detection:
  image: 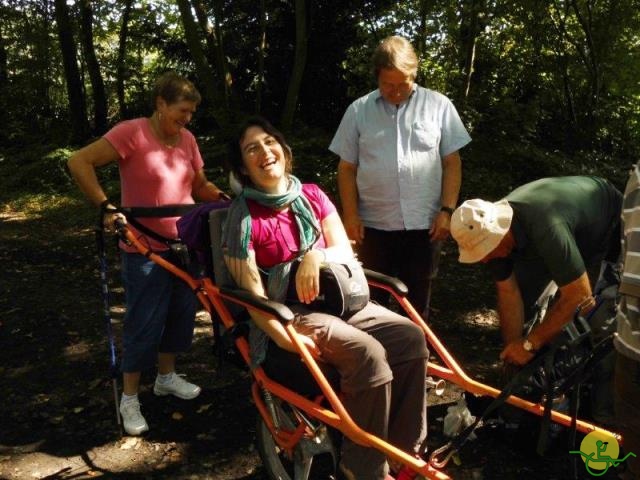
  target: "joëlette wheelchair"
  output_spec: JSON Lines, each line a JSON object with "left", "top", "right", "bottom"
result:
{"left": 113, "top": 205, "right": 620, "bottom": 480}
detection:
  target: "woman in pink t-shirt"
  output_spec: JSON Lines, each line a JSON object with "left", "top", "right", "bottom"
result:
{"left": 222, "top": 116, "right": 428, "bottom": 480}
{"left": 68, "top": 72, "right": 227, "bottom": 436}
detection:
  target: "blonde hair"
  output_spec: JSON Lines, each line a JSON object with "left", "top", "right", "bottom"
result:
{"left": 372, "top": 36, "right": 418, "bottom": 80}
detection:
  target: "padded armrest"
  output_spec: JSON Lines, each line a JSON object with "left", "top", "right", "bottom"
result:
{"left": 363, "top": 268, "right": 408, "bottom": 296}
{"left": 219, "top": 286, "right": 295, "bottom": 323}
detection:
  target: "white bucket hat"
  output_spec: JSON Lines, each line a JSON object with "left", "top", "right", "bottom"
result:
{"left": 450, "top": 198, "right": 514, "bottom": 263}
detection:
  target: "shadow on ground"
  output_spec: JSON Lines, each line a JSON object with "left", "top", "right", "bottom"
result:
{"left": 0, "top": 207, "right": 627, "bottom": 479}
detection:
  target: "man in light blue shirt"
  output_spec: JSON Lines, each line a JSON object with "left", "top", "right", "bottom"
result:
{"left": 330, "top": 35, "right": 471, "bottom": 314}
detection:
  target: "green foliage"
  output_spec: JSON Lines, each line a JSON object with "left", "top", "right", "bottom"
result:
{"left": 288, "top": 127, "right": 337, "bottom": 198}
{"left": 0, "top": 146, "right": 75, "bottom": 200}
{"left": 0, "top": 0, "right": 639, "bottom": 190}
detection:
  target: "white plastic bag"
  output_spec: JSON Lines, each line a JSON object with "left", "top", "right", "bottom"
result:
{"left": 443, "top": 396, "right": 476, "bottom": 439}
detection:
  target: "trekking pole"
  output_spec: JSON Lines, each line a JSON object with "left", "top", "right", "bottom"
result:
{"left": 95, "top": 209, "right": 123, "bottom": 436}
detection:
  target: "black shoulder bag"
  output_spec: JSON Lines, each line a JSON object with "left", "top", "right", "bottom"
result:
{"left": 317, "top": 260, "right": 370, "bottom": 318}
{"left": 287, "top": 258, "right": 370, "bottom": 319}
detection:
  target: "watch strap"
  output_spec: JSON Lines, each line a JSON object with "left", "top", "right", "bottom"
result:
{"left": 440, "top": 206, "right": 454, "bottom": 215}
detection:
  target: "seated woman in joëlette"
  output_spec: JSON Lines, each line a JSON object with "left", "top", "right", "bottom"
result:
{"left": 222, "top": 116, "right": 428, "bottom": 480}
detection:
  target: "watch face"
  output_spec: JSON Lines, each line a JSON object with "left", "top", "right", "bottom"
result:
{"left": 523, "top": 340, "right": 534, "bottom": 352}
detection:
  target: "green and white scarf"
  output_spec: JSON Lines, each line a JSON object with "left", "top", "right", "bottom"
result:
{"left": 221, "top": 175, "right": 320, "bottom": 365}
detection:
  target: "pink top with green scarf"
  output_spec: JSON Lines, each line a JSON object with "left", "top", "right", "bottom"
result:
{"left": 247, "top": 184, "right": 335, "bottom": 268}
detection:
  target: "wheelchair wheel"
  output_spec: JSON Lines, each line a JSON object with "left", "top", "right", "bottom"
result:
{"left": 256, "top": 398, "right": 337, "bottom": 480}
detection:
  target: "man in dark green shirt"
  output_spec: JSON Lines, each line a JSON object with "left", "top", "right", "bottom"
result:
{"left": 451, "top": 176, "right": 621, "bottom": 366}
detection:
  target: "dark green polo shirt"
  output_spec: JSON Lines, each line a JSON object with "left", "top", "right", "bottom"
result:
{"left": 488, "top": 176, "right": 621, "bottom": 287}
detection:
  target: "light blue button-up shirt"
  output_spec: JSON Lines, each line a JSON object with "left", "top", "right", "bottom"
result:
{"left": 329, "top": 86, "right": 471, "bottom": 230}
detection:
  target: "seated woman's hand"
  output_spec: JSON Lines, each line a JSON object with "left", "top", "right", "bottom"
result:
{"left": 295, "top": 333, "right": 322, "bottom": 359}
{"left": 295, "top": 250, "right": 324, "bottom": 304}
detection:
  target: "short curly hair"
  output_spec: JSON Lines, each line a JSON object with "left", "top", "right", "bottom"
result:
{"left": 151, "top": 71, "right": 201, "bottom": 109}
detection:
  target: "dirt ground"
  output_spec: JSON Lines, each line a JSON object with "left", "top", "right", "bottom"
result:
{"left": 0, "top": 205, "right": 627, "bottom": 480}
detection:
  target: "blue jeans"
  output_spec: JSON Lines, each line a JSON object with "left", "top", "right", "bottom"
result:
{"left": 120, "top": 251, "right": 197, "bottom": 372}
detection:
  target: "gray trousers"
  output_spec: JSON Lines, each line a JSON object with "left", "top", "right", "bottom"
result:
{"left": 291, "top": 302, "right": 429, "bottom": 480}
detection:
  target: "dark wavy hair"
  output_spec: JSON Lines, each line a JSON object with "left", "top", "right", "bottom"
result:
{"left": 226, "top": 116, "right": 293, "bottom": 188}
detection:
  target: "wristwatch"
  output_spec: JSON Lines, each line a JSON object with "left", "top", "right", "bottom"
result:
{"left": 522, "top": 338, "right": 536, "bottom": 353}
{"left": 440, "top": 206, "right": 454, "bottom": 215}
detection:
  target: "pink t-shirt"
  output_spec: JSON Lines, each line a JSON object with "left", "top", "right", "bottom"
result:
{"left": 104, "top": 118, "right": 204, "bottom": 252}
{"left": 247, "top": 184, "right": 337, "bottom": 268}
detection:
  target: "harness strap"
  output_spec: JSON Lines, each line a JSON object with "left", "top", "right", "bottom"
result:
{"left": 120, "top": 204, "right": 200, "bottom": 218}
{"left": 536, "top": 352, "right": 558, "bottom": 455}
{"left": 124, "top": 215, "right": 180, "bottom": 245}
{"left": 109, "top": 204, "right": 201, "bottom": 246}
{"left": 431, "top": 303, "right": 614, "bottom": 469}
{"left": 430, "top": 344, "right": 561, "bottom": 468}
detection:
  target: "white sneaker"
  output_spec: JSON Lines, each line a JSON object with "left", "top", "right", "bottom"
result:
{"left": 120, "top": 398, "right": 149, "bottom": 436}
{"left": 153, "top": 372, "right": 201, "bottom": 400}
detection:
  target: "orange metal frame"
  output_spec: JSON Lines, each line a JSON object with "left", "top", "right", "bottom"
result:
{"left": 119, "top": 227, "right": 620, "bottom": 480}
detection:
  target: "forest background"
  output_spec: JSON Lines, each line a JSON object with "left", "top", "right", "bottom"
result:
{"left": 1, "top": 1, "right": 640, "bottom": 478}
{"left": 2, "top": 0, "right": 640, "bottom": 206}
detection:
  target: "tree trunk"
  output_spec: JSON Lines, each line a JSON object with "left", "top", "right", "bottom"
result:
{"left": 415, "top": 0, "right": 429, "bottom": 60}
{"left": 41, "top": 0, "right": 53, "bottom": 118}
{"left": 116, "top": 0, "right": 133, "bottom": 120}
{"left": 459, "top": 0, "right": 481, "bottom": 100}
{"left": 212, "top": 1, "right": 232, "bottom": 103}
{"left": 78, "top": 0, "right": 107, "bottom": 134}
{"left": 569, "top": 0, "right": 601, "bottom": 110}
{"left": 280, "top": 0, "right": 307, "bottom": 132}
{"left": 256, "top": 0, "right": 266, "bottom": 113}
{"left": 191, "top": 0, "right": 231, "bottom": 109}
{"left": 175, "top": 0, "right": 221, "bottom": 123}
{"left": 0, "top": 25, "right": 7, "bottom": 87}
{"left": 53, "top": 0, "right": 89, "bottom": 143}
